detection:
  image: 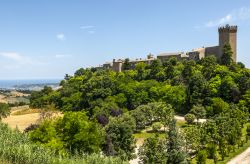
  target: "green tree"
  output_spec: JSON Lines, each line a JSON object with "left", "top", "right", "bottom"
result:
{"left": 182, "top": 60, "right": 196, "bottom": 82}
{"left": 188, "top": 72, "right": 208, "bottom": 106}
{"left": 183, "top": 126, "right": 201, "bottom": 154}
{"left": 151, "top": 102, "right": 174, "bottom": 128}
{"left": 221, "top": 43, "right": 233, "bottom": 66}
{"left": 210, "top": 97, "right": 229, "bottom": 116}
{"left": 239, "top": 90, "right": 250, "bottom": 112}
{"left": 196, "top": 150, "right": 207, "bottom": 164}
{"left": 149, "top": 59, "right": 161, "bottom": 79}
{"left": 29, "top": 119, "right": 65, "bottom": 155}
{"left": 0, "top": 103, "right": 10, "bottom": 121}
{"left": 219, "top": 75, "right": 240, "bottom": 103}
{"left": 104, "top": 114, "right": 136, "bottom": 160}
{"left": 152, "top": 122, "right": 162, "bottom": 132}
{"left": 130, "top": 105, "right": 152, "bottom": 131}
{"left": 184, "top": 113, "right": 195, "bottom": 124}
{"left": 123, "top": 58, "right": 130, "bottom": 70}
{"left": 56, "top": 111, "right": 104, "bottom": 154}
{"left": 162, "top": 85, "right": 187, "bottom": 113}
{"left": 74, "top": 68, "right": 86, "bottom": 76}
{"left": 246, "top": 125, "right": 250, "bottom": 141}
{"left": 135, "top": 62, "right": 148, "bottom": 81}
{"left": 190, "top": 105, "right": 206, "bottom": 123}
{"left": 166, "top": 119, "right": 188, "bottom": 164}
{"left": 201, "top": 55, "right": 217, "bottom": 80}
{"left": 139, "top": 135, "right": 167, "bottom": 163}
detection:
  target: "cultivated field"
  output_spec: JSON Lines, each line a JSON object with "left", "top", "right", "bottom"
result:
{"left": 2, "top": 106, "right": 40, "bottom": 131}
{"left": 2, "top": 106, "right": 62, "bottom": 132}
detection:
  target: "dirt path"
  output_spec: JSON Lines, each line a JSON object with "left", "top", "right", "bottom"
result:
{"left": 228, "top": 147, "right": 250, "bottom": 164}
{"left": 130, "top": 138, "right": 144, "bottom": 164}
{"left": 174, "top": 115, "right": 206, "bottom": 123}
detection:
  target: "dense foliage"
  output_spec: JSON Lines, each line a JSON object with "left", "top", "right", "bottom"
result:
{"left": 29, "top": 111, "right": 104, "bottom": 155}
{"left": 0, "top": 122, "right": 126, "bottom": 164}
{"left": 28, "top": 44, "right": 250, "bottom": 162}
{"left": 0, "top": 103, "right": 10, "bottom": 120}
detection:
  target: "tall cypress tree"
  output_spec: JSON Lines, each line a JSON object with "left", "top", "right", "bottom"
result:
{"left": 221, "top": 43, "right": 233, "bottom": 66}
{"left": 123, "top": 58, "right": 130, "bottom": 70}
{"left": 166, "top": 119, "right": 188, "bottom": 164}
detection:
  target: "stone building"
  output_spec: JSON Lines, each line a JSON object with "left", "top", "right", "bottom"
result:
{"left": 96, "top": 24, "right": 237, "bottom": 72}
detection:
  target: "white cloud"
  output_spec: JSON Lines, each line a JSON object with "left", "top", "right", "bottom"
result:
{"left": 0, "top": 52, "right": 23, "bottom": 61}
{"left": 205, "top": 14, "right": 232, "bottom": 27}
{"left": 236, "top": 7, "right": 250, "bottom": 20}
{"left": 80, "top": 25, "right": 94, "bottom": 29}
{"left": 88, "top": 30, "right": 95, "bottom": 34}
{"left": 55, "top": 54, "right": 72, "bottom": 58}
{"left": 203, "top": 7, "right": 250, "bottom": 28}
{"left": 80, "top": 25, "right": 96, "bottom": 34}
{"left": 0, "top": 52, "right": 33, "bottom": 64}
{"left": 56, "top": 33, "right": 65, "bottom": 41}
{"left": 0, "top": 52, "right": 43, "bottom": 66}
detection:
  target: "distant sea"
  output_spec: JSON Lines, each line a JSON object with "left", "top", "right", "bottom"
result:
{"left": 0, "top": 79, "right": 61, "bottom": 90}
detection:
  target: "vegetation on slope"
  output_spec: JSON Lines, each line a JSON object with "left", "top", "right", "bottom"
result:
{"left": 0, "top": 122, "right": 126, "bottom": 164}
{"left": 2, "top": 44, "right": 250, "bottom": 163}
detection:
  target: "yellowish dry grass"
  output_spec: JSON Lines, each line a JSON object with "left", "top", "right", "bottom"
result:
{"left": 2, "top": 112, "right": 40, "bottom": 131}
{"left": 2, "top": 106, "right": 63, "bottom": 132}
{"left": 0, "top": 94, "right": 7, "bottom": 103}
{"left": 12, "top": 108, "right": 41, "bottom": 116}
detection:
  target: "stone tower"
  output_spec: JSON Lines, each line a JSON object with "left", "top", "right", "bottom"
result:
{"left": 112, "top": 59, "right": 123, "bottom": 72}
{"left": 218, "top": 24, "right": 237, "bottom": 62}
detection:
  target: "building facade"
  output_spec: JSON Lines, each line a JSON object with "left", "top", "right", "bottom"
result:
{"left": 96, "top": 25, "right": 237, "bottom": 72}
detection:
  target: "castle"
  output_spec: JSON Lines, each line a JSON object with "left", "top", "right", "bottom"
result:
{"left": 96, "top": 24, "right": 237, "bottom": 72}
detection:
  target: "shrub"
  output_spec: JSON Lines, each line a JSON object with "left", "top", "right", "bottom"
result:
{"left": 0, "top": 103, "right": 10, "bottom": 120}
{"left": 184, "top": 113, "right": 195, "bottom": 124}
{"left": 24, "top": 124, "right": 39, "bottom": 133}
{"left": 152, "top": 122, "right": 162, "bottom": 132}
{"left": 196, "top": 150, "right": 207, "bottom": 164}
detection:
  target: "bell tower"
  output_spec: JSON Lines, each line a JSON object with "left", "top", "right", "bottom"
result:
{"left": 218, "top": 24, "right": 237, "bottom": 62}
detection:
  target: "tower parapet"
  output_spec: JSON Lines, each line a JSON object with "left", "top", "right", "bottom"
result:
{"left": 218, "top": 24, "right": 237, "bottom": 62}
{"left": 218, "top": 24, "right": 237, "bottom": 33}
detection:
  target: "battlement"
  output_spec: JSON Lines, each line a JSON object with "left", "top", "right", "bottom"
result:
{"left": 95, "top": 24, "right": 238, "bottom": 72}
{"left": 218, "top": 24, "right": 237, "bottom": 33}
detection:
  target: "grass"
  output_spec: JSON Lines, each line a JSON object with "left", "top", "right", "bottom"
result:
{"left": 176, "top": 120, "right": 187, "bottom": 128}
{"left": 134, "top": 120, "right": 188, "bottom": 140}
{"left": 133, "top": 131, "right": 165, "bottom": 139}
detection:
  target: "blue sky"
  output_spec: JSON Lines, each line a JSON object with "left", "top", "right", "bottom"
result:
{"left": 0, "top": 0, "right": 250, "bottom": 79}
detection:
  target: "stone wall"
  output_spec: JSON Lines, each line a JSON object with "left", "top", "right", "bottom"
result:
{"left": 205, "top": 46, "right": 220, "bottom": 58}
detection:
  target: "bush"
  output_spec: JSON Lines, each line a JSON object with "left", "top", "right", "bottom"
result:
{"left": 0, "top": 103, "right": 10, "bottom": 120}
{"left": 24, "top": 124, "right": 39, "bottom": 133}
{"left": 152, "top": 122, "right": 162, "bottom": 132}
{"left": 139, "top": 136, "right": 167, "bottom": 163}
{"left": 184, "top": 113, "right": 195, "bottom": 124}
{"left": 196, "top": 150, "right": 207, "bottom": 164}
{"left": 247, "top": 125, "right": 250, "bottom": 138}
{"left": 206, "top": 143, "right": 217, "bottom": 159}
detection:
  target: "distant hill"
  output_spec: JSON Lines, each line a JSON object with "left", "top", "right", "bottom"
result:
{"left": 13, "top": 83, "right": 60, "bottom": 91}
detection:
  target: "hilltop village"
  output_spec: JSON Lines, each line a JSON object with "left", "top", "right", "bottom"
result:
{"left": 96, "top": 24, "right": 237, "bottom": 72}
